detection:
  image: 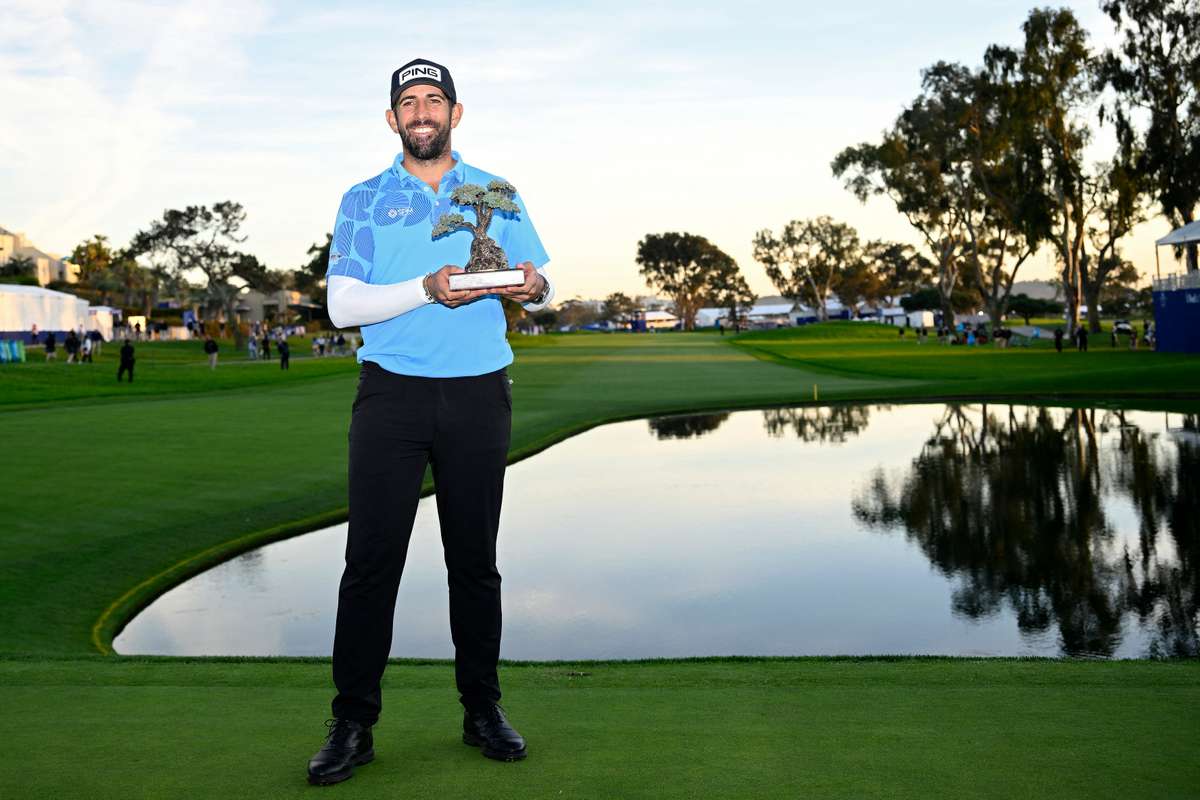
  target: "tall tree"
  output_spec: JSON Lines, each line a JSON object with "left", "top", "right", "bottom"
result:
{"left": 861, "top": 240, "right": 932, "bottom": 305}
{"left": 832, "top": 76, "right": 969, "bottom": 326}
{"left": 1098, "top": 0, "right": 1200, "bottom": 271}
{"left": 1018, "top": 8, "right": 1095, "bottom": 334}
{"left": 952, "top": 51, "right": 1048, "bottom": 329}
{"left": 129, "top": 202, "right": 266, "bottom": 349}
{"left": 70, "top": 234, "right": 122, "bottom": 305}
{"left": 708, "top": 268, "right": 756, "bottom": 330}
{"left": 635, "top": 232, "right": 741, "bottom": 331}
{"left": 1084, "top": 156, "right": 1146, "bottom": 331}
{"left": 753, "top": 216, "right": 861, "bottom": 320}
{"left": 295, "top": 233, "right": 331, "bottom": 307}
{"left": 601, "top": 291, "right": 638, "bottom": 323}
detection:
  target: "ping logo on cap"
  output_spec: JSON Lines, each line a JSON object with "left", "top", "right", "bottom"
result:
{"left": 400, "top": 64, "right": 442, "bottom": 84}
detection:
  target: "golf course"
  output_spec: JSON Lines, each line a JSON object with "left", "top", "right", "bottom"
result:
{"left": 3, "top": 324, "right": 1198, "bottom": 798}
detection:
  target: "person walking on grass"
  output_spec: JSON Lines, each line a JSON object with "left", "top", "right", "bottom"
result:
{"left": 278, "top": 338, "right": 290, "bottom": 370}
{"left": 117, "top": 339, "right": 135, "bottom": 382}
{"left": 306, "top": 57, "right": 555, "bottom": 787}
{"left": 64, "top": 330, "right": 80, "bottom": 363}
{"left": 248, "top": 335, "right": 258, "bottom": 360}
{"left": 1075, "top": 325, "right": 1088, "bottom": 352}
{"left": 204, "top": 335, "right": 219, "bottom": 369}
{"left": 1054, "top": 327, "right": 1064, "bottom": 353}
{"left": 43, "top": 331, "right": 57, "bottom": 361}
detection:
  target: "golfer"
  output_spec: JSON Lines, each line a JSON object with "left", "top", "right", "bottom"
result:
{"left": 307, "top": 58, "right": 554, "bottom": 786}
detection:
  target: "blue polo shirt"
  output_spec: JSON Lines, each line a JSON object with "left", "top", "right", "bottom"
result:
{"left": 325, "top": 150, "right": 549, "bottom": 377}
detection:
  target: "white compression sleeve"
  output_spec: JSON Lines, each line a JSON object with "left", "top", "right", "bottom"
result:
{"left": 327, "top": 274, "right": 428, "bottom": 329}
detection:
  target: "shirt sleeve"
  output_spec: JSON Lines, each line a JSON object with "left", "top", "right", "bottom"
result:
{"left": 498, "top": 191, "right": 549, "bottom": 269}
{"left": 325, "top": 188, "right": 378, "bottom": 283}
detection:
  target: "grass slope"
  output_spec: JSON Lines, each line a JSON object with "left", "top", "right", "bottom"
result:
{"left": 3, "top": 657, "right": 1197, "bottom": 799}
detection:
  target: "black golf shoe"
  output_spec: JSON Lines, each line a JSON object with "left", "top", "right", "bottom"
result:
{"left": 307, "top": 718, "right": 374, "bottom": 786}
{"left": 462, "top": 704, "right": 527, "bottom": 761}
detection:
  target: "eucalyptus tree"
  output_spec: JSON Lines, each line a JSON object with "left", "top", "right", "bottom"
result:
{"left": 1098, "top": 0, "right": 1200, "bottom": 272}
{"left": 635, "top": 232, "right": 743, "bottom": 331}
{"left": 1084, "top": 156, "right": 1146, "bottom": 331}
{"left": 832, "top": 71, "right": 969, "bottom": 326}
{"left": 860, "top": 240, "right": 932, "bottom": 306}
{"left": 752, "top": 216, "right": 861, "bottom": 320}
{"left": 953, "top": 50, "right": 1049, "bottom": 330}
{"left": 129, "top": 201, "right": 270, "bottom": 349}
{"left": 1016, "top": 8, "right": 1095, "bottom": 333}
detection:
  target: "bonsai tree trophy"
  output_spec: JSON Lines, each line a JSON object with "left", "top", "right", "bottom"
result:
{"left": 432, "top": 180, "right": 526, "bottom": 291}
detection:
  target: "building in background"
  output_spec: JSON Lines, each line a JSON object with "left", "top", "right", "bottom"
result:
{"left": 0, "top": 226, "right": 79, "bottom": 286}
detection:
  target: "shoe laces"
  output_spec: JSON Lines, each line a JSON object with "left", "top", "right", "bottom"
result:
{"left": 323, "top": 718, "right": 358, "bottom": 742}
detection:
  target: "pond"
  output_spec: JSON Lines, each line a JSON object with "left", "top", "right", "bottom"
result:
{"left": 114, "top": 403, "right": 1199, "bottom": 660}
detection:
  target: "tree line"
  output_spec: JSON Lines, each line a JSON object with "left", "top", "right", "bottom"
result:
{"left": 48, "top": 203, "right": 331, "bottom": 349}
{"left": 638, "top": 2, "right": 1198, "bottom": 334}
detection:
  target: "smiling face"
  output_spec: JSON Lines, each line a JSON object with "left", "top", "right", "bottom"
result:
{"left": 386, "top": 84, "right": 462, "bottom": 162}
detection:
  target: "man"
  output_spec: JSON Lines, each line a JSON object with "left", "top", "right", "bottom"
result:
{"left": 306, "top": 58, "right": 554, "bottom": 787}
{"left": 117, "top": 339, "right": 135, "bottom": 382}
{"left": 204, "top": 335, "right": 219, "bottom": 369}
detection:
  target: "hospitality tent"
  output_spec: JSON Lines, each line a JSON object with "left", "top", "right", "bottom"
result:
{"left": 0, "top": 284, "right": 91, "bottom": 339}
{"left": 1154, "top": 220, "right": 1200, "bottom": 277}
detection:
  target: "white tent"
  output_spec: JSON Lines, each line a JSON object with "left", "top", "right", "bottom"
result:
{"left": 87, "top": 306, "right": 121, "bottom": 341}
{"left": 1154, "top": 221, "right": 1200, "bottom": 277}
{"left": 0, "top": 284, "right": 90, "bottom": 336}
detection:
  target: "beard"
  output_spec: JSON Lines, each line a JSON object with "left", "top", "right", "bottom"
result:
{"left": 399, "top": 118, "right": 451, "bottom": 161}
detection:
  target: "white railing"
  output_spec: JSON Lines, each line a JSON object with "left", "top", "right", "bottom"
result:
{"left": 1153, "top": 272, "right": 1200, "bottom": 292}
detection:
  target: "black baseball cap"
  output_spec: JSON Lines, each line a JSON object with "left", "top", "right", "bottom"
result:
{"left": 390, "top": 58, "right": 457, "bottom": 107}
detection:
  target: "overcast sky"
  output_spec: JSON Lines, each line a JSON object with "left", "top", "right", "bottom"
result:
{"left": 0, "top": 0, "right": 1188, "bottom": 300}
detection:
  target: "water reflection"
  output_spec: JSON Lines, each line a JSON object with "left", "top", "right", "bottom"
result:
{"left": 762, "top": 405, "right": 877, "bottom": 443}
{"left": 647, "top": 412, "right": 731, "bottom": 440}
{"left": 115, "top": 404, "right": 1199, "bottom": 660}
{"left": 853, "top": 405, "right": 1199, "bottom": 658}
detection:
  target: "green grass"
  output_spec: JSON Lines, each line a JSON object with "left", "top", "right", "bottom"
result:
{"left": 733, "top": 322, "right": 1200, "bottom": 398}
{"left": 3, "top": 656, "right": 1197, "bottom": 799}
{"left": 2, "top": 326, "right": 1198, "bottom": 798}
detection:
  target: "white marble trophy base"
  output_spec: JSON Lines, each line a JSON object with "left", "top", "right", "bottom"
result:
{"left": 449, "top": 269, "right": 524, "bottom": 291}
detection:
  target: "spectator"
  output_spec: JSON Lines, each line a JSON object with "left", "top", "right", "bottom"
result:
{"left": 65, "top": 330, "right": 80, "bottom": 364}
{"left": 261, "top": 333, "right": 272, "bottom": 361}
{"left": 248, "top": 336, "right": 259, "bottom": 360}
{"left": 204, "top": 335, "right": 219, "bottom": 369}
{"left": 279, "top": 339, "right": 290, "bottom": 370}
{"left": 1075, "top": 326, "right": 1088, "bottom": 352}
{"left": 117, "top": 339, "right": 135, "bottom": 382}
{"left": 81, "top": 333, "right": 93, "bottom": 363}
{"left": 89, "top": 329, "right": 104, "bottom": 358}
{"left": 1054, "top": 327, "right": 1064, "bottom": 353}
{"left": 44, "top": 331, "right": 57, "bottom": 361}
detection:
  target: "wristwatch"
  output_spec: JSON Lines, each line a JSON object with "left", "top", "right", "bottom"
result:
{"left": 421, "top": 272, "right": 436, "bottom": 304}
{"left": 529, "top": 274, "right": 549, "bottom": 305}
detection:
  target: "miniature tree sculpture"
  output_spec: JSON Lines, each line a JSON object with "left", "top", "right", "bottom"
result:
{"left": 431, "top": 180, "right": 520, "bottom": 273}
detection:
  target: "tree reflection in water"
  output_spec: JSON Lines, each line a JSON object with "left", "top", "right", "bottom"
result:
{"left": 647, "top": 412, "right": 731, "bottom": 440}
{"left": 852, "top": 405, "right": 1198, "bottom": 658}
{"left": 761, "top": 405, "right": 877, "bottom": 443}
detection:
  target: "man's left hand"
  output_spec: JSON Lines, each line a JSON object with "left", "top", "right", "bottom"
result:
{"left": 496, "top": 261, "right": 546, "bottom": 304}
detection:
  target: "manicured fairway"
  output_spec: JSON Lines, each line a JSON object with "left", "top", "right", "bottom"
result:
{"left": 2, "top": 326, "right": 1198, "bottom": 798}
{"left": 4, "top": 657, "right": 1197, "bottom": 799}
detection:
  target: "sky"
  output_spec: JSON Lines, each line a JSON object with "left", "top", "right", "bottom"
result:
{"left": 0, "top": 0, "right": 1189, "bottom": 301}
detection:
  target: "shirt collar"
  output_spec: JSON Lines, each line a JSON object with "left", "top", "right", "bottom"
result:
{"left": 390, "top": 149, "right": 465, "bottom": 192}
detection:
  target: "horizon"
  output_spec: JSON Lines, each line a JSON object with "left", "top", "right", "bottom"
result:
{"left": 1, "top": 0, "right": 1192, "bottom": 303}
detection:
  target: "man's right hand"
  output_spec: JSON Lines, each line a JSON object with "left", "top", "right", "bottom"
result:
{"left": 425, "top": 265, "right": 491, "bottom": 308}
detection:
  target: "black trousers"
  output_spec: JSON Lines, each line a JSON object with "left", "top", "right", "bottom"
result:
{"left": 331, "top": 360, "right": 512, "bottom": 725}
{"left": 117, "top": 361, "right": 134, "bottom": 381}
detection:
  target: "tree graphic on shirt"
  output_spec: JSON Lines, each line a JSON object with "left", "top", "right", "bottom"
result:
{"left": 431, "top": 180, "right": 520, "bottom": 272}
